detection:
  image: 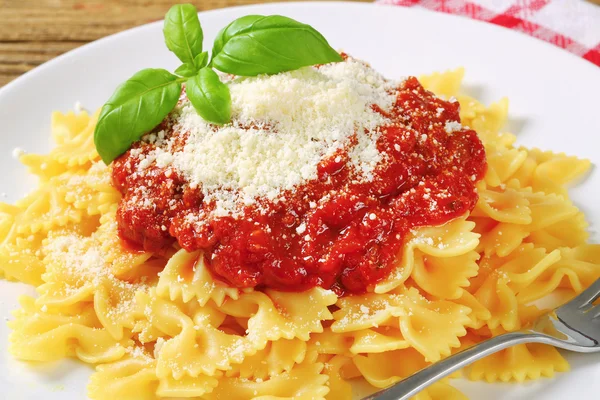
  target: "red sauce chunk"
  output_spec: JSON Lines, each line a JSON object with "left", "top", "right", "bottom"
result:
{"left": 112, "top": 76, "right": 486, "bottom": 295}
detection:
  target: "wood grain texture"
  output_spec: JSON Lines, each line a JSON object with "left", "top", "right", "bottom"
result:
{"left": 0, "top": 0, "right": 370, "bottom": 87}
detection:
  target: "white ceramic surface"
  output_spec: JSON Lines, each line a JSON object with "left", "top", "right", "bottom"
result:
{"left": 0, "top": 2, "right": 599, "bottom": 399}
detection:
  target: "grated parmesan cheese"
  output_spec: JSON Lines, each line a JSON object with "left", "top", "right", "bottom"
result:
{"left": 296, "top": 223, "right": 307, "bottom": 235}
{"left": 42, "top": 222, "right": 148, "bottom": 320}
{"left": 142, "top": 56, "right": 399, "bottom": 217}
{"left": 444, "top": 121, "right": 463, "bottom": 134}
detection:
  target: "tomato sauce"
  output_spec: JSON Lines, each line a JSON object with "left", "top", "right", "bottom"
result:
{"left": 112, "top": 76, "right": 486, "bottom": 295}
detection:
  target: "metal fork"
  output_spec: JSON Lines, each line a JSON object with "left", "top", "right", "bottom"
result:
{"left": 366, "top": 278, "right": 600, "bottom": 400}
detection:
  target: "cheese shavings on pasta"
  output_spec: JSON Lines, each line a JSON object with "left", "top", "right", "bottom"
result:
{"left": 1, "top": 68, "right": 599, "bottom": 400}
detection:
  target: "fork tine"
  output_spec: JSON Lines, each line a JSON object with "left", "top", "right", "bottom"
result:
{"left": 569, "top": 278, "right": 600, "bottom": 308}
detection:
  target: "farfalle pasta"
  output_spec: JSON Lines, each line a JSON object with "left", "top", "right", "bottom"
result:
{"left": 1, "top": 66, "right": 599, "bottom": 400}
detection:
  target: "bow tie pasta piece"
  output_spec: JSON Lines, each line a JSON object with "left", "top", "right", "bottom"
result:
{"left": 17, "top": 110, "right": 101, "bottom": 183}
{"left": 351, "top": 347, "right": 430, "bottom": 388}
{"left": 353, "top": 348, "right": 466, "bottom": 400}
{"left": 49, "top": 109, "right": 100, "bottom": 167}
{"left": 473, "top": 186, "right": 532, "bottom": 225}
{"left": 332, "top": 289, "right": 471, "bottom": 363}
{"left": 8, "top": 296, "right": 130, "bottom": 363}
{"left": 525, "top": 191, "right": 580, "bottom": 232}
{"left": 204, "top": 361, "right": 329, "bottom": 400}
{"left": 453, "top": 289, "right": 492, "bottom": 329}
{"left": 226, "top": 338, "right": 307, "bottom": 380}
{"left": 483, "top": 144, "right": 528, "bottom": 188}
{"left": 156, "top": 371, "right": 221, "bottom": 398}
{"left": 515, "top": 244, "right": 600, "bottom": 304}
{"left": 470, "top": 185, "right": 587, "bottom": 258}
{"left": 156, "top": 248, "right": 241, "bottom": 306}
{"left": 219, "top": 288, "right": 337, "bottom": 346}
{"left": 420, "top": 68, "right": 512, "bottom": 153}
{"left": 14, "top": 182, "right": 83, "bottom": 235}
{"left": 418, "top": 68, "right": 464, "bottom": 99}
{"left": 88, "top": 355, "right": 220, "bottom": 400}
{"left": 509, "top": 148, "right": 591, "bottom": 197}
{"left": 467, "top": 343, "right": 569, "bottom": 383}
{"left": 134, "top": 290, "right": 254, "bottom": 379}
{"left": 0, "top": 229, "right": 46, "bottom": 285}
{"left": 528, "top": 211, "right": 589, "bottom": 252}
{"left": 54, "top": 162, "right": 121, "bottom": 217}
{"left": 37, "top": 215, "right": 152, "bottom": 340}
{"left": 395, "top": 288, "right": 471, "bottom": 363}
{"left": 463, "top": 97, "right": 508, "bottom": 140}
{"left": 88, "top": 356, "right": 161, "bottom": 400}
{"left": 501, "top": 246, "right": 562, "bottom": 292}
{"left": 8, "top": 163, "right": 119, "bottom": 287}
{"left": 0, "top": 157, "right": 121, "bottom": 286}
{"left": 525, "top": 191, "right": 588, "bottom": 250}
{"left": 409, "top": 218, "right": 480, "bottom": 258}
{"left": 375, "top": 218, "right": 479, "bottom": 294}
{"left": 465, "top": 98, "right": 512, "bottom": 158}
{"left": 474, "top": 220, "right": 530, "bottom": 259}
{"left": 52, "top": 110, "right": 92, "bottom": 144}
{"left": 473, "top": 244, "right": 562, "bottom": 331}
{"left": 332, "top": 294, "right": 404, "bottom": 332}
{"left": 410, "top": 248, "right": 480, "bottom": 300}
{"left": 501, "top": 243, "right": 600, "bottom": 308}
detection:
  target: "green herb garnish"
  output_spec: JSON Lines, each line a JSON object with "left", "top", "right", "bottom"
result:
{"left": 163, "top": 4, "right": 204, "bottom": 68}
{"left": 94, "top": 4, "right": 342, "bottom": 164}
{"left": 186, "top": 67, "right": 232, "bottom": 125}
{"left": 94, "top": 69, "right": 182, "bottom": 164}
{"left": 210, "top": 15, "right": 343, "bottom": 76}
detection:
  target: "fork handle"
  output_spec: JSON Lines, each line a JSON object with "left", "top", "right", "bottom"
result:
{"left": 364, "top": 331, "right": 544, "bottom": 400}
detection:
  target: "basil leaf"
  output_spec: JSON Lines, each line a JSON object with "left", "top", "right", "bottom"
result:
{"left": 186, "top": 68, "right": 231, "bottom": 125}
{"left": 210, "top": 15, "right": 262, "bottom": 61}
{"left": 211, "top": 15, "right": 342, "bottom": 76}
{"left": 174, "top": 62, "right": 197, "bottom": 77}
{"left": 163, "top": 4, "right": 203, "bottom": 65}
{"left": 193, "top": 51, "right": 209, "bottom": 69}
{"left": 94, "top": 68, "right": 181, "bottom": 164}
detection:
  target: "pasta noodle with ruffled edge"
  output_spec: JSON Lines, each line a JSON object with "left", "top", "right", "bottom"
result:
{"left": 36, "top": 212, "right": 154, "bottom": 340}
{"left": 225, "top": 338, "right": 308, "bottom": 379}
{"left": 353, "top": 348, "right": 467, "bottom": 399}
{"left": 156, "top": 248, "right": 242, "bottom": 307}
{"left": 9, "top": 296, "right": 130, "bottom": 363}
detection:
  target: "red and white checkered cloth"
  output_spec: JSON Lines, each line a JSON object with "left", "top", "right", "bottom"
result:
{"left": 378, "top": 0, "right": 600, "bottom": 67}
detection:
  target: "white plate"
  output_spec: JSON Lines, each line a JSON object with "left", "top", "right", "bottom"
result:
{"left": 0, "top": 2, "right": 599, "bottom": 399}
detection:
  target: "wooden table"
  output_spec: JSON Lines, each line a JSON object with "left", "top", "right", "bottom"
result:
{"left": 0, "top": 0, "right": 369, "bottom": 87}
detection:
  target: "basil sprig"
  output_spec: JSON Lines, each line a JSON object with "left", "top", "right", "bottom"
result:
{"left": 94, "top": 4, "right": 341, "bottom": 164}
